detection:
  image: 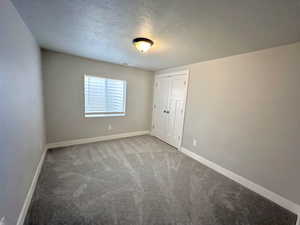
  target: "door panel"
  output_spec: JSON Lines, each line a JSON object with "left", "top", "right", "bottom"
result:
{"left": 166, "top": 76, "right": 187, "bottom": 147}
{"left": 170, "top": 76, "right": 187, "bottom": 100}
{"left": 153, "top": 77, "right": 170, "bottom": 142}
{"left": 166, "top": 99, "right": 185, "bottom": 147}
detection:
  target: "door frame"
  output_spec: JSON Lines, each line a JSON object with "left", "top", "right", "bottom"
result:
{"left": 151, "top": 69, "right": 189, "bottom": 149}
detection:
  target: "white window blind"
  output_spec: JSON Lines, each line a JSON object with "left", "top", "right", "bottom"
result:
{"left": 84, "top": 75, "right": 126, "bottom": 117}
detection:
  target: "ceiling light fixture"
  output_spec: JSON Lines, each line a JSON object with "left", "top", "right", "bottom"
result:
{"left": 132, "top": 37, "right": 154, "bottom": 53}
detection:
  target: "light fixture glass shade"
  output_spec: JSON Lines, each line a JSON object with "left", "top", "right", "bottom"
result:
{"left": 133, "top": 38, "right": 154, "bottom": 53}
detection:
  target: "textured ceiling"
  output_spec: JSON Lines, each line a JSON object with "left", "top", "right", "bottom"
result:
{"left": 11, "top": 0, "right": 300, "bottom": 71}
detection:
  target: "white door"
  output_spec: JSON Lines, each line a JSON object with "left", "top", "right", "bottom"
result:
{"left": 152, "top": 72, "right": 188, "bottom": 148}
{"left": 153, "top": 77, "right": 170, "bottom": 141}
{"left": 165, "top": 75, "right": 188, "bottom": 147}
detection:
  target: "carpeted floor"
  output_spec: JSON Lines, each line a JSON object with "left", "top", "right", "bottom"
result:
{"left": 25, "top": 135, "right": 297, "bottom": 225}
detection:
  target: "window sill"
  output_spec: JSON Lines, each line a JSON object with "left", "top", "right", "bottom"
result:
{"left": 85, "top": 113, "right": 126, "bottom": 118}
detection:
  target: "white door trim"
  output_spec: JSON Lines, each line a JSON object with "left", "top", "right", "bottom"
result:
{"left": 155, "top": 69, "right": 190, "bottom": 78}
{"left": 151, "top": 69, "right": 189, "bottom": 148}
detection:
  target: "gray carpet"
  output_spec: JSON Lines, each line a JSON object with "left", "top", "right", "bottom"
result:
{"left": 25, "top": 135, "right": 297, "bottom": 225}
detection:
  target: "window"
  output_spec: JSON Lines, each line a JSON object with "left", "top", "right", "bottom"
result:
{"left": 84, "top": 75, "right": 127, "bottom": 117}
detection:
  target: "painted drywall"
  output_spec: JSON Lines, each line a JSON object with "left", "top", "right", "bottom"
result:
{"left": 0, "top": 0, "right": 45, "bottom": 224}
{"left": 42, "top": 50, "right": 154, "bottom": 143}
{"left": 157, "top": 42, "right": 300, "bottom": 205}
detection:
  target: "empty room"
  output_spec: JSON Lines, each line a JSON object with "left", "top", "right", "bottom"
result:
{"left": 1, "top": 0, "right": 300, "bottom": 224}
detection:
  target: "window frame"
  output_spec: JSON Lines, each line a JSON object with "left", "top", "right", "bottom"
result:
{"left": 84, "top": 74, "right": 127, "bottom": 118}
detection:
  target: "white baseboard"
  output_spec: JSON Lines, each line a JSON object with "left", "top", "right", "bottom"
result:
{"left": 180, "top": 147, "right": 300, "bottom": 222}
{"left": 46, "top": 130, "right": 150, "bottom": 149}
{"left": 16, "top": 148, "right": 47, "bottom": 225}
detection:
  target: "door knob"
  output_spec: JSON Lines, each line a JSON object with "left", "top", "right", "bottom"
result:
{"left": 166, "top": 110, "right": 170, "bottom": 114}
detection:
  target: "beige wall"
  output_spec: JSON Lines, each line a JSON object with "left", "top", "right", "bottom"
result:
{"left": 158, "top": 42, "right": 300, "bottom": 205}
{"left": 42, "top": 50, "right": 154, "bottom": 143}
{"left": 0, "top": 0, "right": 45, "bottom": 224}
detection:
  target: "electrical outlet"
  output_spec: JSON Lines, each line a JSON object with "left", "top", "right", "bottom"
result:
{"left": 193, "top": 138, "right": 197, "bottom": 147}
{"left": 0, "top": 217, "right": 6, "bottom": 225}
{"left": 108, "top": 124, "right": 112, "bottom": 131}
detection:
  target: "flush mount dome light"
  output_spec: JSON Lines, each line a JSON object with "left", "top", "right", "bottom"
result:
{"left": 133, "top": 37, "right": 154, "bottom": 53}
